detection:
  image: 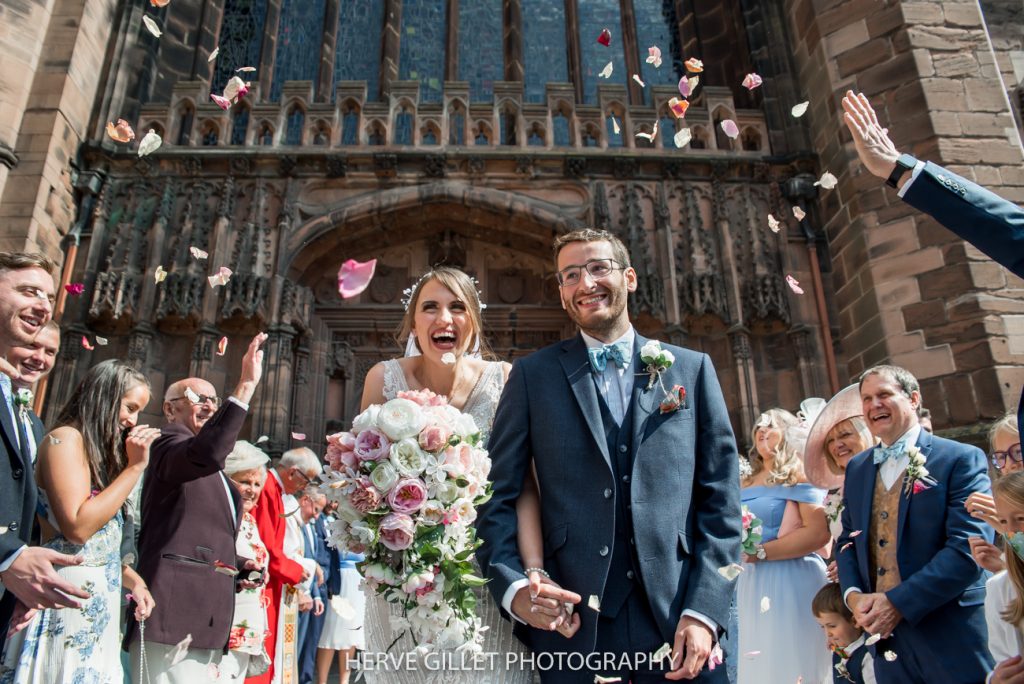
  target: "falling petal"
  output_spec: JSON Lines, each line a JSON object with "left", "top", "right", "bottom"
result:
{"left": 223, "top": 76, "right": 250, "bottom": 103}
{"left": 840, "top": 542, "right": 853, "bottom": 552}
{"left": 142, "top": 15, "right": 162, "bottom": 38}
{"left": 106, "top": 119, "right": 136, "bottom": 144}
{"left": 255, "top": 435, "right": 269, "bottom": 444}
{"left": 291, "top": 432, "right": 307, "bottom": 441}
{"left": 743, "top": 651, "right": 762, "bottom": 659}
{"left": 189, "top": 246, "right": 209, "bottom": 260}
{"left": 123, "top": 552, "right": 136, "bottom": 565}
{"left": 337, "top": 258, "right": 377, "bottom": 299}
{"left": 207, "top": 47, "right": 219, "bottom": 62}
{"left": 125, "top": 592, "right": 136, "bottom": 602}
{"left": 594, "top": 677, "right": 623, "bottom": 684}
{"left": 678, "top": 76, "right": 693, "bottom": 98}
{"left": 150, "top": 0, "right": 170, "bottom": 5}
{"left": 883, "top": 651, "right": 897, "bottom": 662}
{"left": 760, "top": 596, "right": 770, "bottom": 613}
{"left": 236, "top": 66, "right": 257, "bottom": 73}
{"left": 720, "top": 119, "right": 740, "bottom": 139}
{"left": 791, "top": 101, "right": 809, "bottom": 118}
{"left": 331, "top": 596, "right": 355, "bottom": 620}
{"left": 785, "top": 275, "right": 804, "bottom": 295}
{"left": 48, "top": 435, "right": 61, "bottom": 445}
{"left": 441, "top": 352, "right": 456, "bottom": 365}
{"left": 184, "top": 387, "right": 201, "bottom": 404}
{"left": 668, "top": 97, "right": 689, "bottom": 119}
{"left": 166, "top": 634, "right": 192, "bottom": 666}
{"left": 137, "top": 129, "right": 162, "bottom": 157}
{"left": 814, "top": 171, "right": 838, "bottom": 190}
{"left": 597, "top": 28, "right": 611, "bottom": 46}
{"left": 599, "top": 61, "right": 613, "bottom": 79}
{"left": 652, "top": 643, "right": 672, "bottom": 665}
{"left": 865, "top": 633, "right": 882, "bottom": 646}
{"left": 792, "top": 206, "right": 806, "bottom": 221}
{"left": 684, "top": 57, "right": 704, "bottom": 72}
{"left": 216, "top": 336, "right": 228, "bottom": 356}
{"left": 849, "top": 529, "right": 862, "bottom": 537}
{"left": 588, "top": 595, "right": 601, "bottom": 612}
{"left": 207, "top": 266, "right": 232, "bottom": 287}
{"left": 64, "top": 283, "right": 85, "bottom": 296}
{"left": 612, "top": 117, "right": 620, "bottom": 135}
{"left": 632, "top": 74, "right": 646, "bottom": 88}
{"left": 96, "top": 336, "right": 108, "bottom": 346}
{"left": 717, "top": 563, "right": 743, "bottom": 580}
{"left": 673, "top": 127, "right": 692, "bottom": 148}
{"left": 767, "top": 214, "right": 780, "bottom": 232}
{"left": 81, "top": 336, "right": 95, "bottom": 351}
{"left": 742, "top": 73, "right": 763, "bottom": 91}
{"left": 645, "top": 46, "right": 662, "bottom": 68}
{"left": 635, "top": 121, "right": 658, "bottom": 142}
{"left": 154, "top": 265, "right": 168, "bottom": 283}
{"left": 210, "top": 93, "right": 232, "bottom": 111}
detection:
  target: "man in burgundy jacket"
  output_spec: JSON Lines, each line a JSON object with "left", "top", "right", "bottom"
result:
{"left": 124, "top": 333, "right": 267, "bottom": 682}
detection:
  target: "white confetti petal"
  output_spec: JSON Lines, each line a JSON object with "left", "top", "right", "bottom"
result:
{"left": 864, "top": 633, "right": 882, "bottom": 646}
{"left": 208, "top": 47, "right": 219, "bottom": 63}
{"left": 441, "top": 352, "right": 456, "bottom": 365}
{"left": 791, "top": 101, "right": 809, "bottom": 118}
{"left": 137, "top": 129, "right": 162, "bottom": 157}
{"left": 814, "top": 171, "right": 838, "bottom": 190}
{"left": 587, "top": 594, "right": 601, "bottom": 612}
{"left": 792, "top": 206, "right": 806, "bottom": 221}
{"left": 142, "top": 15, "right": 162, "bottom": 38}
{"left": 599, "top": 62, "right": 613, "bottom": 79}
{"left": 612, "top": 117, "right": 620, "bottom": 135}
{"left": 673, "top": 127, "right": 692, "bottom": 148}
{"left": 255, "top": 435, "right": 269, "bottom": 444}
{"left": 331, "top": 596, "right": 355, "bottom": 620}
{"left": 760, "top": 596, "right": 770, "bottom": 613}
{"left": 594, "top": 677, "right": 622, "bottom": 684}
{"left": 189, "top": 246, "right": 208, "bottom": 260}
{"left": 717, "top": 563, "right": 744, "bottom": 580}
{"left": 632, "top": 74, "right": 646, "bottom": 88}
{"left": 767, "top": 214, "right": 780, "bottom": 232}
{"left": 184, "top": 387, "right": 201, "bottom": 404}
{"left": 883, "top": 650, "right": 897, "bottom": 662}
{"left": 635, "top": 120, "right": 658, "bottom": 142}
{"left": 96, "top": 336, "right": 109, "bottom": 346}
{"left": 154, "top": 265, "right": 168, "bottom": 283}
{"left": 652, "top": 643, "right": 672, "bottom": 665}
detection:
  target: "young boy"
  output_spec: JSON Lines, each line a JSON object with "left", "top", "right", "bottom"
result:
{"left": 812, "top": 583, "right": 876, "bottom": 683}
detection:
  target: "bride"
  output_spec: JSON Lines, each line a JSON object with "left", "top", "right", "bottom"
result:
{"left": 359, "top": 266, "right": 573, "bottom": 683}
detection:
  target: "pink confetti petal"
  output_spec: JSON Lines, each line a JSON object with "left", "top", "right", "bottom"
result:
{"left": 742, "top": 73, "right": 763, "bottom": 90}
{"left": 210, "top": 93, "right": 232, "bottom": 111}
{"left": 849, "top": 529, "right": 863, "bottom": 537}
{"left": 337, "top": 258, "right": 377, "bottom": 299}
{"left": 106, "top": 120, "right": 136, "bottom": 144}
{"left": 125, "top": 592, "right": 136, "bottom": 602}
{"left": 189, "top": 246, "right": 208, "bottom": 260}
{"left": 65, "top": 283, "right": 85, "bottom": 296}
{"left": 743, "top": 651, "right": 761, "bottom": 658}
{"left": 223, "top": 76, "right": 249, "bottom": 103}
{"left": 81, "top": 336, "right": 94, "bottom": 351}
{"left": 678, "top": 76, "right": 692, "bottom": 98}
{"left": 216, "top": 336, "right": 228, "bottom": 356}
{"left": 767, "top": 214, "right": 780, "bottom": 233}
{"left": 597, "top": 28, "right": 611, "bottom": 46}
{"left": 785, "top": 275, "right": 804, "bottom": 295}
{"left": 668, "top": 97, "right": 689, "bottom": 119}
{"left": 645, "top": 46, "right": 662, "bottom": 68}
{"left": 720, "top": 119, "right": 740, "bottom": 139}
{"left": 840, "top": 542, "right": 853, "bottom": 552}
{"left": 291, "top": 432, "right": 306, "bottom": 441}
{"left": 684, "top": 57, "right": 703, "bottom": 72}
{"left": 207, "top": 266, "right": 232, "bottom": 288}
{"left": 792, "top": 206, "right": 806, "bottom": 221}
{"left": 632, "top": 74, "right": 646, "bottom": 88}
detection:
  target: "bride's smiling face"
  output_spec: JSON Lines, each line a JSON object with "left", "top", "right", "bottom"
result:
{"left": 413, "top": 279, "right": 475, "bottom": 361}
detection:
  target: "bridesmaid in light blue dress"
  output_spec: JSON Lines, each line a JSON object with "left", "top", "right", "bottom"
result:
{"left": 737, "top": 409, "right": 831, "bottom": 684}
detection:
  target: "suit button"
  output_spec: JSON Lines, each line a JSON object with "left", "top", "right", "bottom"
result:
{"left": 8, "top": 522, "right": 17, "bottom": 531}
{"left": 11, "top": 468, "right": 22, "bottom": 479}
{"left": 618, "top": 445, "right": 627, "bottom": 453}
{"left": 880, "top": 511, "right": 889, "bottom": 520}
{"left": 604, "top": 489, "right": 612, "bottom": 499}
{"left": 599, "top": 546, "right": 609, "bottom": 557}
{"left": 877, "top": 567, "right": 886, "bottom": 576}
{"left": 878, "top": 538, "right": 888, "bottom": 547}
{"left": 622, "top": 475, "right": 630, "bottom": 483}
{"left": 626, "top": 570, "right": 635, "bottom": 580}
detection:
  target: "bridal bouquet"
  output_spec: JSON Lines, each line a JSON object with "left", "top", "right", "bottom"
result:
{"left": 740, "top": 505, "right": 764, "bottom": 557}
{"left": 321, "top": 389, "right": 492, "bottom": 653}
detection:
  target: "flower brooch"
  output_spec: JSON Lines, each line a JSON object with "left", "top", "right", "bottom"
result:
{"left": 639, "top": 340, "right": 686, "bottom": 414}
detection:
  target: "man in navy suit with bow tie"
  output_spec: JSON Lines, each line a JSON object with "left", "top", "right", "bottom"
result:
{"left": 478, "top": 229, "right": 741, "bottom": 683}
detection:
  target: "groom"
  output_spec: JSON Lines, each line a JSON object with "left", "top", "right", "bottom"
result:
{"left": 477, "top": 229, "right": 741, "bottom": 683}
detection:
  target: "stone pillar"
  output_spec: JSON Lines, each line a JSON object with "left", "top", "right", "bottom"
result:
{"left": 729, "top": 326, "right": 757, "bottom": 446}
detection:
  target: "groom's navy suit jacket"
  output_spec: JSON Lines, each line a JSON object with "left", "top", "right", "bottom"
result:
{"left": 477, "top": 332, "right": 741, "bottom": 656}
{"left": 836, "top": 429, "right": 993, "bottom": 682}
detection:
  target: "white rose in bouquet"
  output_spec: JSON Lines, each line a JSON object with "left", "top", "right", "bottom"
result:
{"left": 378, "top": 397, "right": 427, "bottom": 441}
{"left": 369, "top": 461, "right": 400, "bottom": 493}
{"left": 452, "top": 412, "right": 479, "bottom": 439}
{"left": 434, "top": 480, "right": 460, "bottom": 504}
{"left": 352, "top": 404, "right": 381, "bottom": 433}
{"left": 391, "top": 438, "right": 427, "bottom": 477}
{"left": 419, "top": 500, "right": 446, "bottom": 526}
{"left": 349, "top": 519, "right": 377, "bottom": 549}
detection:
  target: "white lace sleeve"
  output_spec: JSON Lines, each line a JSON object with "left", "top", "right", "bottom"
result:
{"left": 380, "top": 359, "right": 408, "bottom": 401}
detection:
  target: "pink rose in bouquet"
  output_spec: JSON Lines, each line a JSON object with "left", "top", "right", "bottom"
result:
{"left": 379, "top": 512, "right": 416, "bottom": 551}
{"left": 326, "top": 431, "right": 358, "bottom": 470}
{"left": 418, "top": 425, "right": 451, "bottom": 452}
{"left": 442, "top": 444, "right": 474, "bottom": 479}
{"left": 387, "top": 478, "right": 428, "bottom": 514}
{"left": 397, "top": 388, "right": 447, "bottom": 407}
{"left": 355, "top": 428, "right": 390, "bottom": 462}
{"left": 349, "top": 477, "right": 382, "bottom": 514}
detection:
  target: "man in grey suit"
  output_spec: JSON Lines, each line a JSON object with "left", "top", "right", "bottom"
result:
{"left": 477, "top": 229, "right": 741, "bottom": 683}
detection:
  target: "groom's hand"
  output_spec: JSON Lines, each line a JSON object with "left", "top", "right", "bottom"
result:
{"left": 665, "top": 615, "right": 713, "bottom": 680}
{"left": 511, "top": 578, "right": 581, "bottom": 632}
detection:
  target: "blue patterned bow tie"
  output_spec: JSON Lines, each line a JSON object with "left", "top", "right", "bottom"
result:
{"left": 588, "top": 342, "right": 630, "bottom": 373}
{"left": 873, "top": 436, "right": 909, "bottom": 465}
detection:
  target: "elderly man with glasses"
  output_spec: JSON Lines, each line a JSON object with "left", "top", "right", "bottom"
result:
{"left": 124, "top": 334, "right": 270, "bottom": 683}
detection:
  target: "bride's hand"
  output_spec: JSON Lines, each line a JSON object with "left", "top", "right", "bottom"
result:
{"left": 528, "top": 571, "right": 581, "bottom": 639}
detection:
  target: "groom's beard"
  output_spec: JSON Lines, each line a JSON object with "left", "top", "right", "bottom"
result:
{"left": 563, "top": 283, "right": 630, "bottom": 339}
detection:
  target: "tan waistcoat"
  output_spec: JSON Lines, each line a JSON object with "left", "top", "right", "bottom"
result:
{"left": 868, "top": 474, "right": 903, "bottom": 593}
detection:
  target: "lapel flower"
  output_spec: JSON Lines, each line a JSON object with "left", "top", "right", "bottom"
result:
{"left": 639, "top": 340, "right": 674, "bottom": 390}
{"left": 903, "top": 445, "right": 936, "bottom": 496}
{"left": 14, "top": 388, "right": 32, "bottom": 408}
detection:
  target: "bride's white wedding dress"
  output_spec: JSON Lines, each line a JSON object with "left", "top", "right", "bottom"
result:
{"left": 360, "top": 359, "right": 531, "bottom": 684}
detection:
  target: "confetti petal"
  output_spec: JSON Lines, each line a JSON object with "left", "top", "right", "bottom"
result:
{"left": 189, "top": 246, "right": 209, "bottom": 260}
{"left": 166, "top": 634, "right": 192, "bottom": 666}
{"left": 720, "top": 119, "right": 740, "bottom": 139}
{"left": 236, "top": 66, "right": 257, "bottom": 74}
{"left": 216, "top": 336, "right": 228, "bottom": 356}
{"left": 742, "top": 73, "right": 763, "bottom": 91}
{"left": 291, "top": 432, "right": 306, "bottom": 441}
{"left": 150, "top": 0, "right": 170, "bottom": 5}
{"left": 673, "top": 127, "right": 692, "bottom": 148}
{"left": 717, "top": 563, "right": 743, "bottom": 580}
{"left": 597, "top": 28, "right": 611, "bottom": 47}
{"left": 612, "top": 117, "right": 620, "bottom": 135}
{"left": 331, "top": 596, "right": 355, "bottom": 620}
{"left": 441, "top": 352, "right": 456, "bottom": 365}
{"left": 337, "top": 258, "right": 377, "bottom": 299}
{"left": 814, "top": 171, "right": 838, "bottom": 190}
{"left": 785, "top": 275, "right": 804, "bottom": 295}
{"left": 635, "top": 120, "right": 658, "bottom": 142}
{"left": 668, "top": 97, "right": 689, "bottom": 119}
{"left": 840, "top": 542, "right": 853, "bottom": 552}
{"left": 865, "top": 633, "right": 882, "bottom": 646}
{"left": 142, "top": 15, "right": 162, "bottom": 38}
{"left": 96, "top": 336, "right": 108, "bottom": 346}
{"left": 760, "top": 596, "right": 771, "bottom": 613}
{"left": 883, "top": 651, "right": 897, "bottom": 662}
{"left": 255, "top": 435, "right": 269, "bottom": 444}
{"left": 767, "top": 214, "right": 780, "bottom": 233}
{"left": 207, "top": 266, "right": 232, "bottom": 287}
{"left": 207, "top": 47, "right": 219, "bottom": 63}
{"left": 792, "top": 206, "right": 806, "bottom": 221}
{"left": 645, "top": 46, "right": 662, "bottom": 68}
{"left": 64, "top": 283, "right": 85, "bottom": 296}
{"left": 849, "top": 529, "right": 863, "bottom": 537}
{"left": 184, "top": 387, "right": 201, "bottom": 404}
{"left": 632, "top": 74, "right": 646, "bottom": 88}
{"left": 791, "top": 101, "right": 809, "bottom": 118}
{"left": 154, "top": 265, "right": 168, "bottom": 283}
{"left": 210, "top": 93, "right": 232, "bottom": 111}
{"left": 105, "top": 119, "right": 136, "bottom": 144}
{"left": 743, "top": 651, "right": 762, "bottom": 659}
{"left": 598, "top": 62, "right": 613, "bottom": 79}
{"left": 48, "top": 435, "right": 61, "bottom": 445}
{"left": 587, "top": 595, "right": 601, "bottom": 612}
{"left": 684, "top": 57, "right": 704, "bottom": 72}
{"left": 81, "top": 336, "right": 94, "bottom": 351}
{"left": 137, "top": 129, "right": 162, "bottom": 157}
{"left": 223, "top": 76, "right": 250, "bottom": 103}
{"left": 594, "top": 677, "right": 622, "bottom": 684}
{"left": 652, "top": 643, "right": 672, "bottom": 665}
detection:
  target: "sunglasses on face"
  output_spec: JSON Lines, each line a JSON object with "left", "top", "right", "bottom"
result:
{"left": 991, "top": 443, "right": 1023, "bottom": 470}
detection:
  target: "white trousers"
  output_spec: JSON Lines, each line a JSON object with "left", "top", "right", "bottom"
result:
{"left": 128, "top": 637, "right": 249, "bottom": 683}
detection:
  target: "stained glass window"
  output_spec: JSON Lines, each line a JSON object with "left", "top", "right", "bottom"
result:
{"left": 475, "top": 126, "right": 489, "bottom": 145}
{"left": 583, "top": 126, "right": 599, "bottom": 147}
{"left": 202, "top": 124, "right": 219, "bottom": 146}
{"left": 633, "top": 0, "right": 683, "bottom": 104}
{"left": 259, "top": 123, "right": 273, "bottom": 145}
{"left": 271, "top": 0, "right": 327, "bottom": 102}
{"left": 553, "top": 113, "right": 571, "bottom": 146}
{"left": 458, "top": 1, "right": 503, "bottom": 101}
{"left": 334, "top": 1, "right": 385, "bottom": 101}
{"left": 577, "top": 0, "right": 626, "bottom": 104}
{"left": 394, "top": 108, "right": 414, "bottom": 145}
{"left": 285, "top": 107, "right": 304, "bottom": 145}
{"left": 214, "top": 0, "right": 267, "bottom": 92}
{"left": 341, "top": 106, "right": 360, "bottom": 145}
{"left": 527, "top": 126, "right": 544, "bottom": 146}
{"left": 522, "top": 0, "right": 568, "bottom": 103}
{"left": 368, "top": 125, "right": 385, "bottom": 145}
{"left": 230, "top": 107, "right": 250, "bottom": 145}
{"left": 399, "top": 0, "right": 447, "bottom": 103}
{"left": 423, "top": 128, "right": 438, "bottom": 145}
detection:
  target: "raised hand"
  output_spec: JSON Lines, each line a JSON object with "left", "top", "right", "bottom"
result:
{"left": 841, "top": 91, "right": 900, "bottom": 180}
{"left": 124, "top": 425, "right": 161, "bottom": 468}
{"left": 232, "top": 332, "right": 268, "bottom": 404}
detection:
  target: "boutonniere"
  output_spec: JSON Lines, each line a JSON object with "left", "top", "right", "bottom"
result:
{"left": 831, "top": 645, "right": 853, "bottom": 682}
{"left": 13, "top": 388, "right": 32, "bottom": 416}
{"left": 903, "top": 445, "right": 936, "bottom": 496}
{"left": 640, "top": 340, "right": 687, "bottom": 412}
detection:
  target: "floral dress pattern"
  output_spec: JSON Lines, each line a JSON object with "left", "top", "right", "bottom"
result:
{"left": 228, "top": 512, "right": 269, "bottom": 655}
{"left": 0, "top": 510, "right": 124, "bottom": 684}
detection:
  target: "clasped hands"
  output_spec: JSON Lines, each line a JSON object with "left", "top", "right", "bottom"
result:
{"left": 848, "top": 591, "right": 901, "bottom": 639}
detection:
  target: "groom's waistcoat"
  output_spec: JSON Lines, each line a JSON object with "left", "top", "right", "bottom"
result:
{"left": 597, "top": 388, "right": 643, "bottom": 618}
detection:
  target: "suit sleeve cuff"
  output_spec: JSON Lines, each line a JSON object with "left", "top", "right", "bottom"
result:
{"left": 502, "top": 578, "right": 530, "bottom": 624}
{"left": 227, "top": 396, "right": 249, "bottom": 411}
{"left": 896, "top": 160, "right": 926, "bottom": 198}
{"left": 681, "top": 609, "right": 719, "bottom": 640}
{"left": 843, "top": 586, "right": 862, "bottom": 609}
{"left": 0, "top": 544, "right": 26, "bottom": 573}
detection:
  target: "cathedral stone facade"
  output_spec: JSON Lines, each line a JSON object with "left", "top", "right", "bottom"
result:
{"left": 1, "top": 0, "right": 1021, "bottom": 453}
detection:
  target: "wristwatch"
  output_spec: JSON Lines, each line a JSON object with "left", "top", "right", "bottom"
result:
{"left": 886, "top": 153, "right": 917, "bottom": 189}
{"left": 755, "top": 544, "right": 767, "bottom": 561}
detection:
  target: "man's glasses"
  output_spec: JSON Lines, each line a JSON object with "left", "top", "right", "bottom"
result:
{"left": 293, "top": 468, "right": 317, "bottom": 486}
{"left": 555, "top": 258, "right": 625, "bottom": 287}
{"left": 167, "top": 394, "right": 220, "bottom": 407}
{"left": 991, "top": 443, "right": 1022, "bottom": 470}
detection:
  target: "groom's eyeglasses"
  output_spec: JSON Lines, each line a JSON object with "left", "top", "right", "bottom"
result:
{"left": 992, "top": 443, "right": 1022, "bottom": 470}
{"left": 555, "top": 258, "right": 625, "bottom": 287}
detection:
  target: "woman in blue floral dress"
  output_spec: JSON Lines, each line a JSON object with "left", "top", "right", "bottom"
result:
{"left": 0, "top": 360, "right": 159, "bottom": 683}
